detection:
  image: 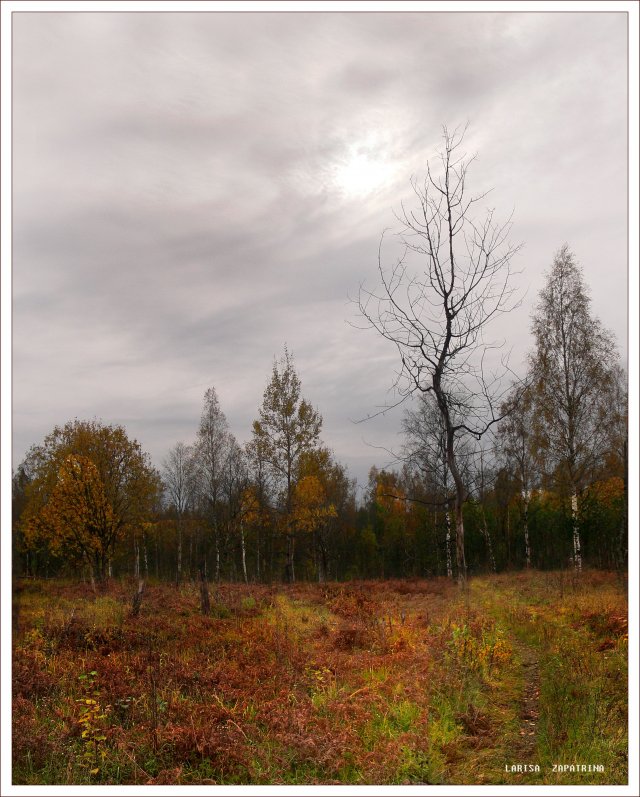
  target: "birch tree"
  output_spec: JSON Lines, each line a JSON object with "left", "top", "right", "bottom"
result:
{"left": 252, "top": 348, "right": 322, "bottom": 583}
{"left": 358, "top": 126, "right": 521, "bottom": 584}
{"left": 195, "top": 387, "right": 232, "bottom": 581}
{"left": 223, "top": 435, "right": 249, "bottom": 583}
{"left": 529, "top": 245, "right": 618, "bottom": 571}
{"left": 498, "top": 386, "right": 537, "bottom": 568}
{"left": 163, "top": 441, "right": 195, "bottom": 586}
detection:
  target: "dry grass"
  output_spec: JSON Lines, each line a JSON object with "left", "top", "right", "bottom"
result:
{"left": 12, "top": 570, "right": 627, "bottom": 785}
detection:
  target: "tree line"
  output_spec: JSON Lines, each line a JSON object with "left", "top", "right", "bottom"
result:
{"left": 12, "top": 129, "right": 627, "bottom": 586}
{"left": 12, "top": 348, "right": 358, "bottom": 585}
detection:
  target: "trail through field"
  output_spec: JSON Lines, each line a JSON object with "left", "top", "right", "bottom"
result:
{"left": 442, "top": 627, "right": 544, "bottom": 783}
{"left": 513, "top": 638, "right": 540, "bottom": 759}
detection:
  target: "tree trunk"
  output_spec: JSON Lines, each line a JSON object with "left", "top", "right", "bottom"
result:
{"left": 289, "top": 534, "right": 296, "bottom": 583}
{"left": 447, "top": 434, "right": 467, "bottom": 585}
{"left": 284, "top": 532, "right": 295, "bottom": 583}
{"left": 454, "top": 500, "right": 467, "bottom": 585}
{"left": 94, "top": 552, "right": 104, "bottom": 586}
{"left": 432, "top": 509, "right": 440, "bottom": 576}
{"left": 441, "top": 406, "right": 466, "bottom": 585}
{"left": 268, "top": 525, "right": 274, "bottom": 584}
{"left": 320, "top": 538, "right": 328, "bottom": 585}
{"left": 316, "top": 529, "right": 328, "bottom": 583}
{"left": 445, "top": 510, "right": 453, "bottom": 579}
{"left": 134, "top": 537, "right": 140, "bottom": 579}
{"left": 480, "top": 507, "right": 497, "bottom": 573}
{"left": 199, "top": 564, "right": 210, "bottom": 616}
{"left": 285, "top": 471, "right": 295, "bottom": 583}
{"left": 131, "top": 579, "right": 145, "bottom": 617}
{"left": 256, "top": 522, "right": 261, "bottom": 582}
{"left": 176, "top": 518, "right": 183, "bottom": 587}
{"left": 240, "top": 522, "right": 248, "bottom": 584}
{"left": 522, "top": 492, "right": 531, "bottom": 569}
{"left": 571, "top": 492, "right": 582, "bottom": 572}
{"left": 143, "top": 533, "right": 149, "bottom": 578}
{"left": 312, "top": 531, "right": 319, "bottom": 580}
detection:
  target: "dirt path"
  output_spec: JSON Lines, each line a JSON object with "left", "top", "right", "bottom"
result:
{"left": 513, "top": 639, "right": 541, "bottom": 759}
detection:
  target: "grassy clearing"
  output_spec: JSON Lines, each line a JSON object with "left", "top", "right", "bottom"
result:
{"left": 12, "top": 571, "right": 627, "bottom": 785}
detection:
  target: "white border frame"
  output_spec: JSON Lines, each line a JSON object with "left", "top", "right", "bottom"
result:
{"left": 1, "top": 2, "right": 638, "bottom": 796}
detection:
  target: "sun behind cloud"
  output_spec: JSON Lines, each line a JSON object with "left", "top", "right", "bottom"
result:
{"left": 333, "top": 145, "right": 395, "bottom": 198}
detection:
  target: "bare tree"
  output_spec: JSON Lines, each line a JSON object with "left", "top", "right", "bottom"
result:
{"left": 358, "top": 126, "right": 521, "bottom": 585}
{"left": 163, "top": 441, "right": 195, "bottom": 586}
{"left": 529, "top": 245, "right": 619, "bottom": 572}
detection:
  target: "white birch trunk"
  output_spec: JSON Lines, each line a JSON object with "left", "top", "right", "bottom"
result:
{"left": 571, "top": 492, "right": 582, "bottom": 572}
{"left": 134, "top": 538, "right": 140, "bottom": 579}
{"left": 522, "top": 490, "right": 531, "bottom": 569}
{"left": 143, "top": 534, "right": 149, "bottom": 578}
{"left": 445, "top": 511, "right": 453, "bottom": 580}
{"left": 454, "top": 506, "right": 466, "bottom": 586}
{"left": 240, "top": 522, "right": 248, "bottom": 584}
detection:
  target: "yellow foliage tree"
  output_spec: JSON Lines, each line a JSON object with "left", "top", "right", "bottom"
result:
{"left": 373, "top": 470, "right": 408, "bottom": 518}
{"left": 240, "top": 485, "right": 262, "bottom": 527}
{"left": 292, "top": 475, "right": 337, "bottom": 534}
{"left": 25, "top": 455, "right": 115, "bottom": 574}
{"left": 21, "top": 420, "right": 160, "bottom": 581}
{"left": 587, "top": 476, "right": 625, "bottom": 507}
{"left": 252, "top": 348, "right": 322, "bottom": 582}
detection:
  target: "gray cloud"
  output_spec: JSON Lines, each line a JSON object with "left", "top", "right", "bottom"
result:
{"left": 12, "top": 11, "right": 628, "bottom": 487}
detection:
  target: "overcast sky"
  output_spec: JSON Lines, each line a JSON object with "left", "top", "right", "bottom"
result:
{"left": 12, "top": 10, "right": 628, "bottom": 491}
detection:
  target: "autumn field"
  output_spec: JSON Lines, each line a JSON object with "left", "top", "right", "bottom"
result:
{"left": 12, "top": 570, "right": 627, "bottom": 786}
